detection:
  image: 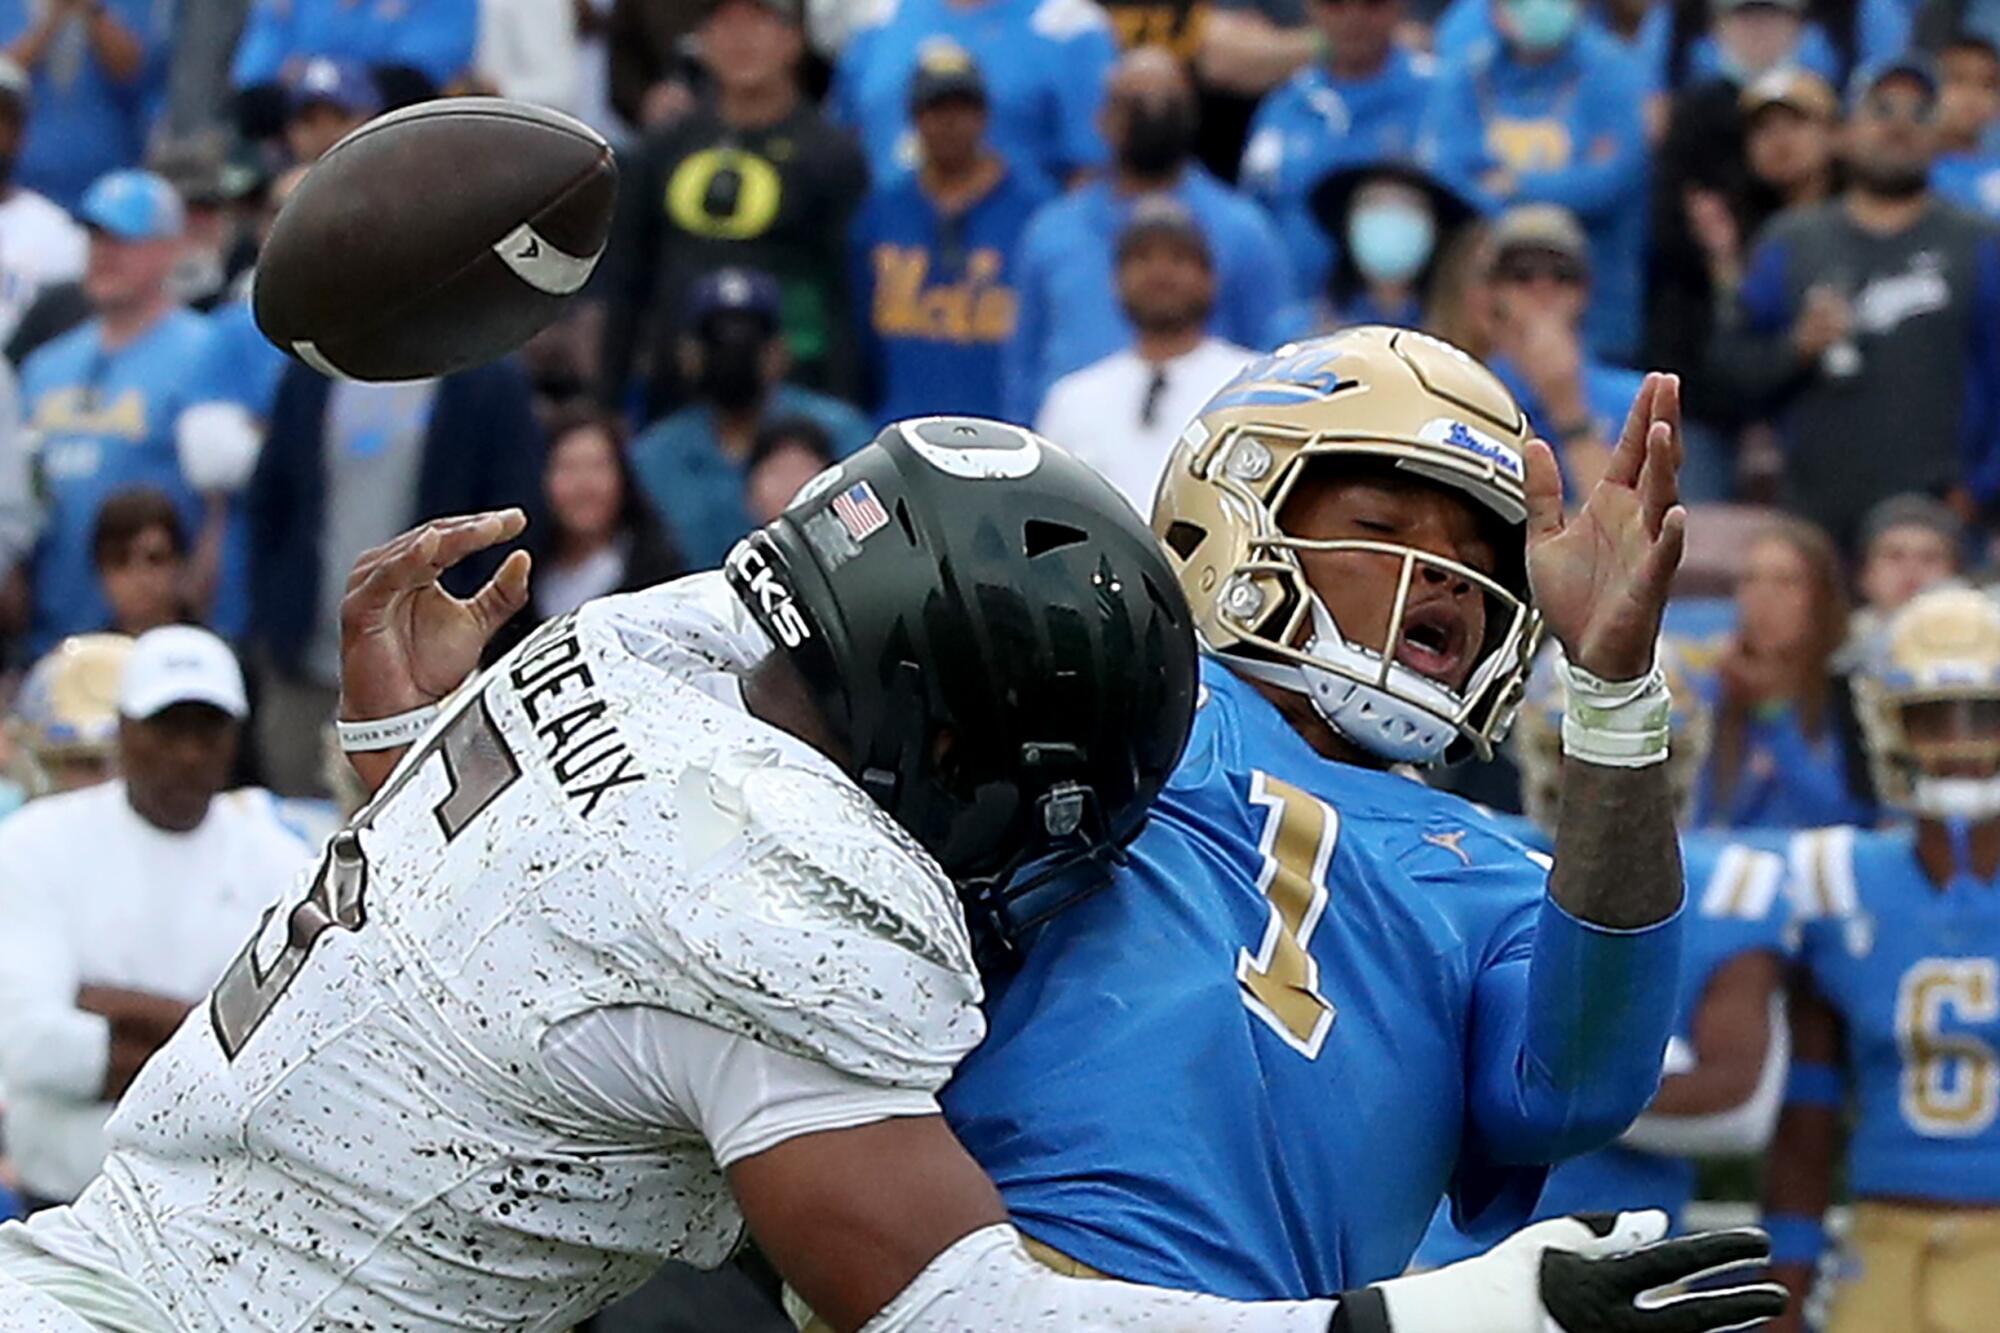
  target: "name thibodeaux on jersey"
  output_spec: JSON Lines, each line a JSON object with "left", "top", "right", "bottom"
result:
{"left": 506, "top": 615, "right": 645, "bottom": 818}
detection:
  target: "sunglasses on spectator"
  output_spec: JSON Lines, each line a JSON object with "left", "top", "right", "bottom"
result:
{"left": 1859, "top": 90, "right": 1937, "bottom": 124}
{"left": 1492, "top": 254, "right": 1586, "bottom": 285}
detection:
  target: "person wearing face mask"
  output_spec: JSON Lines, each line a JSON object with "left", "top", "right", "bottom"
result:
{"left": 627, "top": 267, "right": 871, "bottom": 570}
{"left": 1419, "top": 0, "right": 1650, "bottom": 364}
{"left": 1274, "top": 156, "right": 1476, "bottom": 339}
{"left": 1005, "top": 46, "right": 1295, "bottom": 423}
{"left": 1238, "top": 0, "right": 1436, "bottom": 294}
{"left": 1710, "top": 56, "right": 2000, "bottom": 551}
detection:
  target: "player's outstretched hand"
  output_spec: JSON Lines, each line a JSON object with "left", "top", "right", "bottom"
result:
{"left": 1523, "top": 372, "right": 1688, "bottom": 682}
{"left": 338, "top": 508, "right": 531, "bottom": 735}
{"left": 1349, "top": 1211, "right": 1787, "bottom": 1333}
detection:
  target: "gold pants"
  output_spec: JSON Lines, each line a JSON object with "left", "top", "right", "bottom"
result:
{"left": 792, "top": 1234, "right": 1104, "bottom": 1330}
{"left": 1825, "top": 1202, "right": 2000, "bottom": 1333}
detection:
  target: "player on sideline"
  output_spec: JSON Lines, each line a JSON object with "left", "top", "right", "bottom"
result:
{"left": 1416, "top": 643, "right": 1792, "bottom": 1265}
{"left": 0, "top": 418, "right": 1779, "bottom": 1333}
{"left": 1764, "top": 585, "right": 2000, "bottom": 1333}
{"left": 936, "top": 327, "right": 1732, "bottom": 1293}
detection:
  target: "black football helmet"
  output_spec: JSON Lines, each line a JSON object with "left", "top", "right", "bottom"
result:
{"left": 724, "top": 416, "right": 1198, "bottom": 959}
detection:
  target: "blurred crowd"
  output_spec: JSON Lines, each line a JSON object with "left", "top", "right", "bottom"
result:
{"left": 0, "top": 0, "right": 1995, "bottom": 1327}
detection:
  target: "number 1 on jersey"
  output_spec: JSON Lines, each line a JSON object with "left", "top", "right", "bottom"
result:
{"left": 1238, "top": 771, "right": 1338, "bottom": 1058}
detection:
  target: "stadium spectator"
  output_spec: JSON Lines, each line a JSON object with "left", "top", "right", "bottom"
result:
{"left": 0, "top": 0, "right": 165, "bottom": 212}
{"left": 19, "top": 170, "right": 216, "bottom": 655}
{"left": 0, "top": 625, "right": 310, "bottom": 1208}
{"left": 146, "top": 135, "right": 238, "bottom": 314}
{"left": 1651, "top": 0, "right": 1907, "bottom": 94}
{"left": 1238, "top": 0, "right": 1434, "bottom": 292}
{"left": 744, "top": 414, "right": 835, "bottom": 523}
{"left": 600, "top": 0, "right": 866, "bottom": 416}
{"left": 473, "top": 0, "right": 583, "bottom": 112}
{"left": 281, "top": 56, "right": 378, "bottom": 165}
{"left": 1740, "top": 68, "right": 1841, "bottom": 225}
{"left": 1844, "top": 490, "right": 1964, "bottom": 649}
{"left": 1696, "top": 515, "right": 1874, "bottom": 830}
{"left": 849, "top": 46, "right": 1050, "bottom": 424}
{"left": 606, "top": 0, "right": 704, "bottom": 133}
{"left": 90, "top": 487, "right": 192, "bottom": 638}
{"left": 831, "top": 0, "right": 1119, "bottom": 188}
{"left": 628, "top": 267, "right": 870, "bottom": 569}
{"left": 231, "top": 0, "right": 478, "bottom": 103}
{"left": 1034, "top": 201, "right": 1250, "bottom": 510}
{"left": 1276, "top": 157, "right": 1476, "bottom": 337}
{"left": 0, "top": 57, "right": 83, "bottom": 349}
{"left": 1709, "top": 56, "right": 2000, "bottom": 550}
{"left": 1929, "top": 30, "right": 2000, "bottom": 215}
{"left": 520, "top": 406, "right": 681, "bottom": 627}
{"left": 1481, "top": 204, "right": 1635, "bottom": 495}
{"left": 3, "top": 632, "right": 132, "bottom": 799}
{"left": 173, "top": 165, "right": 306, "bottom": 644}
{"left": 1420, "top": 0, "right": 1650, "bottom": 362}
{"left": 247, "top": 357, "right": 542, "bottom": 797}
{"left": 1005, "top": 47, "right": 1293, "bottom": 421}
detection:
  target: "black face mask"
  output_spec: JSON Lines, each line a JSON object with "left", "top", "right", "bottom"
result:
{"left": 1119, "top": 101, "right": 1196, "bottom": 178}
{"left": 697, "top": 331, "right": 768, "bottom": 412}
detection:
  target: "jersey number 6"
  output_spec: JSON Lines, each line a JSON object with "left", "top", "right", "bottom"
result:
{"left": 211, "top": 696, "right": 522, "bottom": 1059}
{"left": 1238, "top": 771, "right": 1339, "bottom": 1059}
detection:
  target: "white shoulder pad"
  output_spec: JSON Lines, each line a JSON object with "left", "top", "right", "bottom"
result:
{"left": 1030, "top": 0, "right": 1110, "bottom": 41}
{"left": 643, "top": 744, "right": 983, "bottom": 1092}
{"left": 1785, "top": 826, "right": 1858, "bottom": 922}
{"left": 590, "top": 570, "right": 772, "bottom": 679}
{"left": 1697, "top": 845, "right": 1787, "bottom": 922}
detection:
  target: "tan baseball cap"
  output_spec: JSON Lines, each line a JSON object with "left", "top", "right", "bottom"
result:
{"left": 1740, "top": 67, "right": 1839, "bottom": 122}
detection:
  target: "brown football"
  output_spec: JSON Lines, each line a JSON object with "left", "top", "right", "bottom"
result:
{"left": 253, "top": 98, "right": 617, "bottom": 382}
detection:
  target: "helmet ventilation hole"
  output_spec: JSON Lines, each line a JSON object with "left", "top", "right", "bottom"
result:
{"left": 1163, "top": 521, "right": 1205, "bottom": 559}
{"left": 1023, "top": 519, "right": 1089, "bottom": 559}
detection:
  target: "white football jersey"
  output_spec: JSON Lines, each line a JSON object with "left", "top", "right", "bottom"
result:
{"left": 12, "top": 573, "right": 983, "bottom": 1332}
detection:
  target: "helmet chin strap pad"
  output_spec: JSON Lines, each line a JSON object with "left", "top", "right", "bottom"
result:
{"left": 1911, "top": 775, "right": 2000, "bottom": 821}
{"left": 1233, "top": 595, "right": 1460, "bottom": 765}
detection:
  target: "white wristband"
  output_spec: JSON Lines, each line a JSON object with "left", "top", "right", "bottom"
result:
{"left": 336, "top": 704, "right": 439, "bottom": 753}
{"left": 1559, "top": 657, "right": 1671, "bottom": 769}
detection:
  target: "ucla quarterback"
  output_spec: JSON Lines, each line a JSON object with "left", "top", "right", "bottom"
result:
{"left": 1418, "top": 642, "right": 1792, "bottom": 1265}
{"left": 1765, "top": 585, "right": 2000, "bottom": 1333}
{"left": 941, "top": 325, "right": 1735, "bottom": 1296}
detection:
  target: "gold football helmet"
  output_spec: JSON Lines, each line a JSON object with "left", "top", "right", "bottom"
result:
{"left": 1855, "top": 585, "right": 2000, "bottom": 819}
{"left": 8, "top": 633, "right": 134, "bottom": 796}
{"left": 1153, "top": 325, "right": 1540, "bottom": 762}
{"left": 1512, "top": 638, "right": 1710, "bottom": 832}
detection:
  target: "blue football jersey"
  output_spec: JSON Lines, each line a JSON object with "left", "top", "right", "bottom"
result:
{"left": 1789, "top": 825, "right": 2000, "bottom": 1204}
{"left": 1418, "top": 829, "right": 1791, "bottom": 1264}
{"left": 942, "top": 659, "right": 1679, "bottom": 1298}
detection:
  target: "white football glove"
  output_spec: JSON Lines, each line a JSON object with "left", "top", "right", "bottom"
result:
{"left": 1333, "top": 1212, "right": 1787, "bottom": 1333}
{"left": 176, "top": 400, "right": 263, "bottom": 494}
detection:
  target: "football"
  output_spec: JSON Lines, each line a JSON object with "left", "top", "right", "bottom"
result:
{"left": 253, "top": 98, "right": 617, "bottom": 382}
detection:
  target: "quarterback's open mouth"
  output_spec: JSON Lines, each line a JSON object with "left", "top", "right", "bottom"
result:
{"left": 1395, "top": 600, "right": 1469, "bottom": 689}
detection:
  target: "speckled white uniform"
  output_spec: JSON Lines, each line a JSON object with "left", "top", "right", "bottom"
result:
{"left": 0, "top": 573, "right": 983, "bottom": 1332}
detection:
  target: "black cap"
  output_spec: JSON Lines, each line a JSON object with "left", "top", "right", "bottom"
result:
{"left": 684, "top": 266, "right": 783, "bottom": 333}
{"left": 1307, "top": 156, "right": 1478, "bottom": 242}
{"left": 702, "top": 0, "right": 803, "bottom": 23}
{"left": 1115, "top": 196, "right": 1211, "bottom": 267}
{"left": 908, "top": 41, "right": 987, "bottom": 111}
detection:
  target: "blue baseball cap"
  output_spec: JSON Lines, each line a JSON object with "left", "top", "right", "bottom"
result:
{"left": 286, "top": 56, "right": 379, "bottom": 117}
{"left": 685, "top": 267, "right": 783, "bottom": 332}
{"left": 78, "top": 170, "right": 185, "bottom": 242}
{"left": 1847, "top": 53, "right": 1939, "bottom": 110}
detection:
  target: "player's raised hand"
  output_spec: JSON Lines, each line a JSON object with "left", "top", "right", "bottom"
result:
{"left": 1522, "top": 372, "right": 1688, "bottom": 682}
{"left": 338, "top": 509, "right": 531, "bottom": 729}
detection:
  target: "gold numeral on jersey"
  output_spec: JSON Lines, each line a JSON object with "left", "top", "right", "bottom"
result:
{"left": 1237, "top": 771, "right": 1338, "bottom": 1058}
{"left": 1897, "top": 958, "right": 2000, "bottom": 1136}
